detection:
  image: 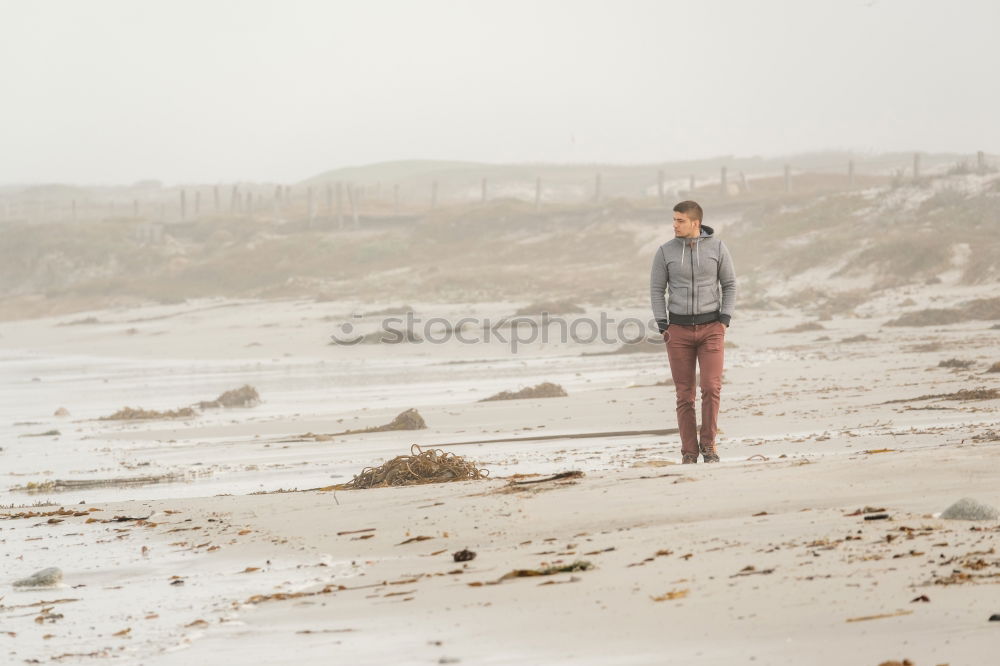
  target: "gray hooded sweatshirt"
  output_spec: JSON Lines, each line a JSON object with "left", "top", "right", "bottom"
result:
{"left": 649, "top": 224, "right": 737, "bottom": 333}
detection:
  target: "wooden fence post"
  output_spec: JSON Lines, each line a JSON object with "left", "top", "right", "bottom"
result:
{"left": 353, "top": 186, "right": 360, "bottom": 228}
{"left": 337, "top": 182, "right": 344, "bottom": 228}
{"left": 347, "top": 185, "right": 359, "bottom": 228}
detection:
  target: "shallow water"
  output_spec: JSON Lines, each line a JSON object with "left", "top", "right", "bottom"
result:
{"left": 0, "top": 320, "right": 899, "bottom": 512}
{"left": 2, "top": 339, "right": 692, "bottom": 507}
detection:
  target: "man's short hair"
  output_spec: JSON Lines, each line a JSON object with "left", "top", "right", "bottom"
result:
{"left": 673, "top": 200, "right": 703, "bottom": 222}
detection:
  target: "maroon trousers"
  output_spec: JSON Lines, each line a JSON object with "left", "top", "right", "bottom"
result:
{"left": 665, "top": 321, "right": 726, "bottom": 456}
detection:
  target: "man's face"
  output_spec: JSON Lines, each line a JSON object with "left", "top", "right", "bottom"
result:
{"left": 673, "top": 212, "right": 700, "bottom": 238}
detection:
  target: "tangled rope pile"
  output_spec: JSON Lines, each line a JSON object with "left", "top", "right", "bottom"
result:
{"left": 340, "top": 444, "right": 489, "bottom": 489}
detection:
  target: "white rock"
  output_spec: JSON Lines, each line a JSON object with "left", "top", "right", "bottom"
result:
{"left": 941, "top": 498, "right": 999, "bottom": 521}
{"left": 13, "top": 567, "right": 63, "bottom": 588}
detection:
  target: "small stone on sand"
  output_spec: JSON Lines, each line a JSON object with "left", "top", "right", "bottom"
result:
{"left": 13, "top": 567, "right": 63, "bottom": 588}
{"left": 940, "top": 498, "right": 999, "bottom": 521}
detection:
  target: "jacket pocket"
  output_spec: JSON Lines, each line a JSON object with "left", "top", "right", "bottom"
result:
{"left": 697, "top": 284, "right": 720, "bottom": 313}
{"left": 668, "top": 286, "right": 689, "bottom": 314}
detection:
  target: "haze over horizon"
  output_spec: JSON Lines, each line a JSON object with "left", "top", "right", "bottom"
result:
{"left": 3, "top": 0, "right": 998, "bottom": 186}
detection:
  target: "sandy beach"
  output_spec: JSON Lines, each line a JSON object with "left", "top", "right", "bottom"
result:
{"left": 4, "top": 2, "right": 1000, "bottom": 662}
{"left": 2, "top": 285, "right": 999, "bottom": 665}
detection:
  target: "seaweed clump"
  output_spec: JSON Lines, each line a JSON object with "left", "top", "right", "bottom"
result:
{"left": 338, "top": 444, "right": 488, "bottom": 489}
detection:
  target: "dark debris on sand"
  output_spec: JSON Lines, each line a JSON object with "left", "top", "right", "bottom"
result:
{"left": 480, "top": 382, "right": 567, "bottom": 402}
{"left": 198, "top": 385, "right": 261, "bottom": 409}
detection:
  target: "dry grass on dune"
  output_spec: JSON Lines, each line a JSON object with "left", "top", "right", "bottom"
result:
{"left": 886, "top": 297, "right": 1000, "bottom": 327}
{"left": 3, "top": 173, "right": 999, "bottom": 320}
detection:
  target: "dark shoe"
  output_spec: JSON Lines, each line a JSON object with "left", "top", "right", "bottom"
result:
{"left": 682, "top": 453, "right": 699, "bottom": 464}
{"left": 703, "top": 452, "right": 720, "bottom": 463}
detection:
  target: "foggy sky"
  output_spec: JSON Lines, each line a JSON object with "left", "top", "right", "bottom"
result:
{"left": 2, "top": 0, "right": 997, "bottom": 185}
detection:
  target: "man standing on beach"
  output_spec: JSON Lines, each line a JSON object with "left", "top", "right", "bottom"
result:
{"left": 649, "top": 201, "right": 737, "bottom": 464}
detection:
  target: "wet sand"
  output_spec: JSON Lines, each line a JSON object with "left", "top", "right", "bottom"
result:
{"left": 2, "top": 288, "right": 999, "bottom": 664}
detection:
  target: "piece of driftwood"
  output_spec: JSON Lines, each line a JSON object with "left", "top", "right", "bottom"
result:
{"left": 510, "top": 471, "right": 584, "bottom": 485}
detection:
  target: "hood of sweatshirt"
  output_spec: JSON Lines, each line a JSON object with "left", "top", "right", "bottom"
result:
{"left": 679, "top": 224, "right": 714, "bottom": 267}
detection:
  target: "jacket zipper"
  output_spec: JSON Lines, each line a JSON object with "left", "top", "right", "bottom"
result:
{"left": 690, "top": 240, "right": 696, "bottom": 314}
